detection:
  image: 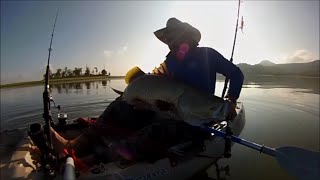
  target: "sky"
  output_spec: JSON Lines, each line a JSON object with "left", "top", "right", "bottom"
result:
{"left": 1, "top": 1, "right": 319, "bottom": 84}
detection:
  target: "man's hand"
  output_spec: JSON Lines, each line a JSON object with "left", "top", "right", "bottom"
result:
{"left": 226, "top": 98, "right": 237, "bottom": 120}
{"left": 225, "top": 94, "right": 237, "bottom": 105}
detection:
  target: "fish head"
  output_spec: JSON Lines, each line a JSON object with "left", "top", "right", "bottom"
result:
{"left": 177, "top": 94, "right": 228, "bottom": 126}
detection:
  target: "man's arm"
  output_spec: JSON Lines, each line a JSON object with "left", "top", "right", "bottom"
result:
{"left": 152, "top": 61, "right": 170, "bottom": 76}
{"left": 210, "top": 48, "right": 244, "bottom": 101}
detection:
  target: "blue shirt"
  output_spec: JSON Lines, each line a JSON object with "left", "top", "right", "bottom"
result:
{"left": 164, "top": 47, "right": 244, "bottom": 99}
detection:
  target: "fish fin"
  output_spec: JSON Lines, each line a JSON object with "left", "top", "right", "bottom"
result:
{"left": 154, "top": 100, "right": 175, "bottom": 111}
{"left": 131, "top": 98, "right": 154, "bottom": 110}
{"left": 108, "top": 86, "right": 123, "bottom": 96}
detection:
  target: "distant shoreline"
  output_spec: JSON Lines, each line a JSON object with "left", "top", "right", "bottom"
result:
{"left": 216, "top": 74, "right": 319, "bottom": 80}
{"left": 0, "top": 75, "right": 125, "bottom": 89}
{"left": 1, "top": 74, "right": 319, "bottom": 89}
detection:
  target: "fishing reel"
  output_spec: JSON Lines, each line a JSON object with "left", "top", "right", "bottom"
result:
{"left": 50, "top": 98, "right": 68, "bottom": 126}
{"left": 27, "top": 123, "right": 59, "bottom": 177}
{"left": 57, "top": 112, "right": 68, "bottom": 125}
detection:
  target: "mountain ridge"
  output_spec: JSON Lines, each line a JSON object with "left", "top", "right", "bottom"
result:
{"left": 257, "top": 60, "right": 276, "bottom": 66}
{"left": 237, "top": 60, "right": 319, "bottom": 77}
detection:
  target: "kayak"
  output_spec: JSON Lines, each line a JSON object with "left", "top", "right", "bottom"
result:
{"left": 0, "top": 102, "right": 245, "bottom": 180}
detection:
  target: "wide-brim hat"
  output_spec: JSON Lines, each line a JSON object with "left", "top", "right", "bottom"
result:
{"left": 154, "top": 18, "right": 201, "bottom": 45}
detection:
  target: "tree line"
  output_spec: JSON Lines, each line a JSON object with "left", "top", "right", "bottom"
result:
{"left": 45, "top": 67, "right": 111, "bottom": 79}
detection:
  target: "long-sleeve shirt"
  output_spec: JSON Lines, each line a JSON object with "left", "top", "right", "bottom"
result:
{"left": 152, "top": 47, "right": 244, "bottom": 100}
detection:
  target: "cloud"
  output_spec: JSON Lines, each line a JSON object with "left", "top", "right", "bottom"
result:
{"left": 103, "top": 43, "right": 128, "bottom": 58}
{"left": 285, "top": 49, "right": 316, "bottom": 63}
{"left": 117, "top": 43, "right": 128, "bottom": 55}
{"left": 104, "top": 50, "right": 114, "bottom": 58}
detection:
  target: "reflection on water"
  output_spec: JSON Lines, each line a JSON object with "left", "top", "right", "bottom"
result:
{"left": 0, "top": 76, "right": 319, "bottom": 180}
{"left": 243, "top": 75, "right": 319, "bottom": 94}
{"left": 48, "top": 76, "right": 319, "bottom": 96}
{"left": 102, "top": 80, "right": 108, "bottom": 87}
{"left": 50, "top": 79, "right": 111, "bottom": 94}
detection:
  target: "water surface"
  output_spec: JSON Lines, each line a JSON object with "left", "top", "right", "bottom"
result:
{"left": 1, "top": 76, "right": 319, "bottom": 180}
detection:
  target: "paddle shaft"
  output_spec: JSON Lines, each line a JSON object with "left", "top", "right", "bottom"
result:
{"left": 203, "top": 126, "right": 277, "bottom": 157}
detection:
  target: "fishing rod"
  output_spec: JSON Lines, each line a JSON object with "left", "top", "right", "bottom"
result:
{"left": 43, "top": 9, "right": 59, "bottom": 153}
{"left": 220, "top": 0, "right": 243, "bottom": 158}
{"left": 221, "top": 0, "right": 242, "bottom": 98}
{"left": 26, "top": 9, "right": 60, "bottom": 177}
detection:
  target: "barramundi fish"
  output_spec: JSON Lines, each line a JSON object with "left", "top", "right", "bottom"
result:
{"left": 122, "top": 75, "right": 231, "bottom": 126}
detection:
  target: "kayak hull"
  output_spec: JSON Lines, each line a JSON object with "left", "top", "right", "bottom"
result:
{"left": 0, "top": 102, "right": 245, "bottom": 180}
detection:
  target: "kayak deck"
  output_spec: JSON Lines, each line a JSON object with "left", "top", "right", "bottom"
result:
{"left": 0, "top": 102, "right": 245, "bottom": 180}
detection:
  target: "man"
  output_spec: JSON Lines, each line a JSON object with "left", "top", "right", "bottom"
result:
{"left": 36, "top": 17, "right": 243, "bottom": 171}
{"left": 150, "top": 17, "right": 244, "bottom": 104}
{"left": 46, "top": 99, "right": 209, "bottom": 171}
{"left": 48, "top": 99, "right": 158, "bottom": 168}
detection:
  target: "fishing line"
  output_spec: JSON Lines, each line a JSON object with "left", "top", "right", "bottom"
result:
{"left": 221, "top": 0, "right": 243, "bottom": 98}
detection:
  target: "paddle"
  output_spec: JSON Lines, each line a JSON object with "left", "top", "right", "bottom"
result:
{"left": 202, "top": 126, "right": 320, "bottom": 180}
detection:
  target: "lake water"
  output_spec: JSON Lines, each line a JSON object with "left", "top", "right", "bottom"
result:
{"left": 0, "top": 76, "right": 319, "bottom": 180}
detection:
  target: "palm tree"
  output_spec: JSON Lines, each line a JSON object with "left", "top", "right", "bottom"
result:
{"left": 85, "top": 67, "right": 90, "bottom": 76}
{"left": 56, "top": 68, "right": 62, "bottom": 77}
{"left": 67, "top": 69, "right": 73, "bottom": 77}
{"left": 78, "top": 68, "right": 82, "bottom": 76}
{"left": 101, "top": 69, "right": 107, "bottom": 75}
{"left": 73, "top": 68, "right": 82, "bottom": 76}
{"left": 62, "top": 67, "right": 68, "bottom": 77}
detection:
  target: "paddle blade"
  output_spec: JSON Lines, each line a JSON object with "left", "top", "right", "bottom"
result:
{"left": 275, "top": 146, "right": 320, "bottom": 180}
